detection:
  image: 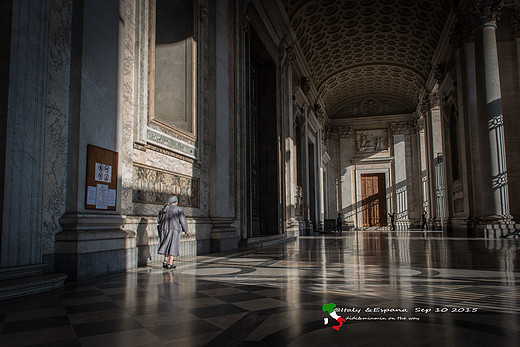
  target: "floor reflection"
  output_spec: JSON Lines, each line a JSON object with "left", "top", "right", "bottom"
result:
{"left": 0, "top": 231, "right": 519, "bottom": 346}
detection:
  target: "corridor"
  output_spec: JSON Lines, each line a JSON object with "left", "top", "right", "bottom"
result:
{"left": 1, "top": 231, "right": 519, "bottom": 346}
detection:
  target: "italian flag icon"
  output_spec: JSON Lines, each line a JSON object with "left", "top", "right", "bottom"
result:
{"left": 322, "top": 303, "right": 346, "bottom": 331}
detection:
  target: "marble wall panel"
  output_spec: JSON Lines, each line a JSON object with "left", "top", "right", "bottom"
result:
{"left": 119, "top": 0, "right": 210, "bottom": 228}
{"left": 42, "top": 0, "right": 72, "bottom": 258}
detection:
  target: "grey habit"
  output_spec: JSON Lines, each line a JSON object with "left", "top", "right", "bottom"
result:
{"left": 158, "top": 205, "right": 189, "bottom": 257}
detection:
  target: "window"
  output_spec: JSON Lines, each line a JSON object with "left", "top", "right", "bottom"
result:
{"left": 149, "top": 0, "right": 195, "bottom": 138}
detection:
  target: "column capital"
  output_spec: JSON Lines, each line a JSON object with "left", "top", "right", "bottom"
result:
{"left": 419, "top": 96, "right": 432, "bottom": 117}
{"left": 468, "top": 0, "right": 503, "bottom": 29}
{"left": 430, "top": 92, "right": 441, "bottom": 108}
{"left": 286, "top": 43, "right": 296, "bottom": 63}
{"left": 512, "top": 8, "right": 520, "bottom": 38}
{"left": 450, "top": 11, "right": 475, "bottom": 48}
{"left": 314, "top": 102, "right": 327, "bottom": 128}
{"left": 301, "top": 77, "right": 311, "bottom": 96}
{"left": 433, "top": 64, "right": 446, "bottom": 85}
{"left": 417, "top": 117, "right": 426, "bottom": 131}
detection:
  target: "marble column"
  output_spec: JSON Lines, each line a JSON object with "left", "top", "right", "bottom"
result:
{"left": 430, "top": 97, "right": 446, "bottom": 226}
{"left": 392, "top": 123, "right": 410, "bottom": 229}
{"left": 463, "top": 37, "right": 483, "bottom": 221}
{"left": 391, "top": 121, "right": 421, "bottom": 229}
{"left": 338, "top": 126, "right": 353, "bottom": 226}
{"left": 422, "top": 98, "right": 438, "bottom": 227}
{"left": 472, "top": 1, "right": 512, "bottom": 226}
{"left": 303, "top": 108, "right": 312, "bottom": 231}
{"left": 418, "top": 117, "right": 429, "bottom": 214}
{"left": 285, "top": 67, "right": 299, "bottom": 237}
{"left": 208, "top": 0, "right": 237, "bottom": 251}
{"left": 54, "top": 0, "right": 134, "bottom": 280}
{"left": 1, "top": 0, "right": 50, "bottom": 268}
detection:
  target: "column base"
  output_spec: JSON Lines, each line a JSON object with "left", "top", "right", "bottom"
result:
{"left": 211, "top": 218, "right": 238, "bottom": 252}
{"left": 473, "top": 214, "right": 516, "bottom": 238}
{"left": 305, "top": 220, "right": 315, "bottom": 235}
{"left": 395, "top": 219, "right": 410, "bottom": 231}
{"left": 55, "top": 213, "right": 136, "bottom": 281}
{"left": 286, "top": 219, "right": 300, "bottom": 238}
{"left": 477, "top": 223, "right": 518, "bottom": 238}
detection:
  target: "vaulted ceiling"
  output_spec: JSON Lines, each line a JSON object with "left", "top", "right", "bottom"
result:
{"left": 282, "top": 0, "right": 451, "bottom": 118}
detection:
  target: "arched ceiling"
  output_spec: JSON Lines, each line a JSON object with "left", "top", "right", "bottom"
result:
{"left": 282, "top": 0, "right": 451, "bottom": 118}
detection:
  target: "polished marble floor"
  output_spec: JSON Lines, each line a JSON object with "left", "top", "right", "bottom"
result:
{"left": 1, "top": 231, "right": 519, "bottom": 346}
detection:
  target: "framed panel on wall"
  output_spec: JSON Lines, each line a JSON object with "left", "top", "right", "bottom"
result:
{"left": 85, "top": 144, "right": 119, "bottom": 211}
{"left": 148, "top": 0, "right": 197, "bottom": 141}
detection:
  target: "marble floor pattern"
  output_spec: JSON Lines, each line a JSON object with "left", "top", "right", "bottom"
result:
{"left": 1, "top": 231, "right": 519, "bottom": 346}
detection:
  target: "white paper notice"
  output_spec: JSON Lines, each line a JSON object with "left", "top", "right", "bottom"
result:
{"left": 87, "top": 186, "right": 97, "bottom": 205}
{"left": 96, "top": 184, "right": 109, "bottom": 209}
{"left": 95, "top": 163, "right": 112, "bottom": 183}
{"left": 108, "top": 189, "right": 116, "bottom": 207}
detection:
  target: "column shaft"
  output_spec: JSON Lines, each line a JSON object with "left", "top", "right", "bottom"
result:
{"left": 474, "top": 23, "right": 510, "bottom": 221}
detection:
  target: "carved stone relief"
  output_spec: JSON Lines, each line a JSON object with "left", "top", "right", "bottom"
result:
{"left": 132, "top": 164, "right": 200, "bottom": 208}
{"left": 333, "top": 98, "right": 409, "bottom": 118}
{"left": 355, "top": 129, "right": 388, "bottom": 153}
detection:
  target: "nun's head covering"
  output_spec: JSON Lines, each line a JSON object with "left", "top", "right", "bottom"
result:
{"left": 167, "top": 195, "right": 179, "bottom": 205}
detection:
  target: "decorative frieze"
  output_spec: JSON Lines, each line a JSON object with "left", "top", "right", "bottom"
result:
{"left": 335, "top": 98, "right": 408, "bottom": 117}
{"left": 363, "top": 99, "right": 378, "bottom": 115}
{"left": 337, "top": 125, "right": 353, "bottom": 138}
{"left": 147, "top": 129, "right": 197, "bottom": 158}
{"left": 382, "top": 99, "right": 407, "bottom": 114}
{"left": 132, "top": 163, "right": 200, "bottom": 207}
{"left": 391, "top": 121, "right": 416, "bottom": 135}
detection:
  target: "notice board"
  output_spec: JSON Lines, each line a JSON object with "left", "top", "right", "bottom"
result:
{"left": 85, "top": 144, "right": 119, "bottom": 211}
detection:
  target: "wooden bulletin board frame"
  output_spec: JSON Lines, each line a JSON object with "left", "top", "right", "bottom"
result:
{"left": 85, "top": 144, "right": 119, "bottom": 211}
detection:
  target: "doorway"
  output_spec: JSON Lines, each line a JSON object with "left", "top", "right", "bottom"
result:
{"left": 361, "top": 173, "right": 387, "bottom": 227}
{"left": 249, "top": 28, "right": 279, "bottom": 237}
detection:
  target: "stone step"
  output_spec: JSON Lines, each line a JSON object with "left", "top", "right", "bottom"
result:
{"left": 240, "top": 235, "right": 297, "bottom": 248}
{"left": 0, "top": 264, "right": 47, "bottom": 280}
{"left": 0, "top": 273, "right": 67, "bottom": 301}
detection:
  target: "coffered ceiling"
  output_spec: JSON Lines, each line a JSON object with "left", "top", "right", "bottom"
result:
{"left": 282, "top": 0, "right": 451, "bottom": 118}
